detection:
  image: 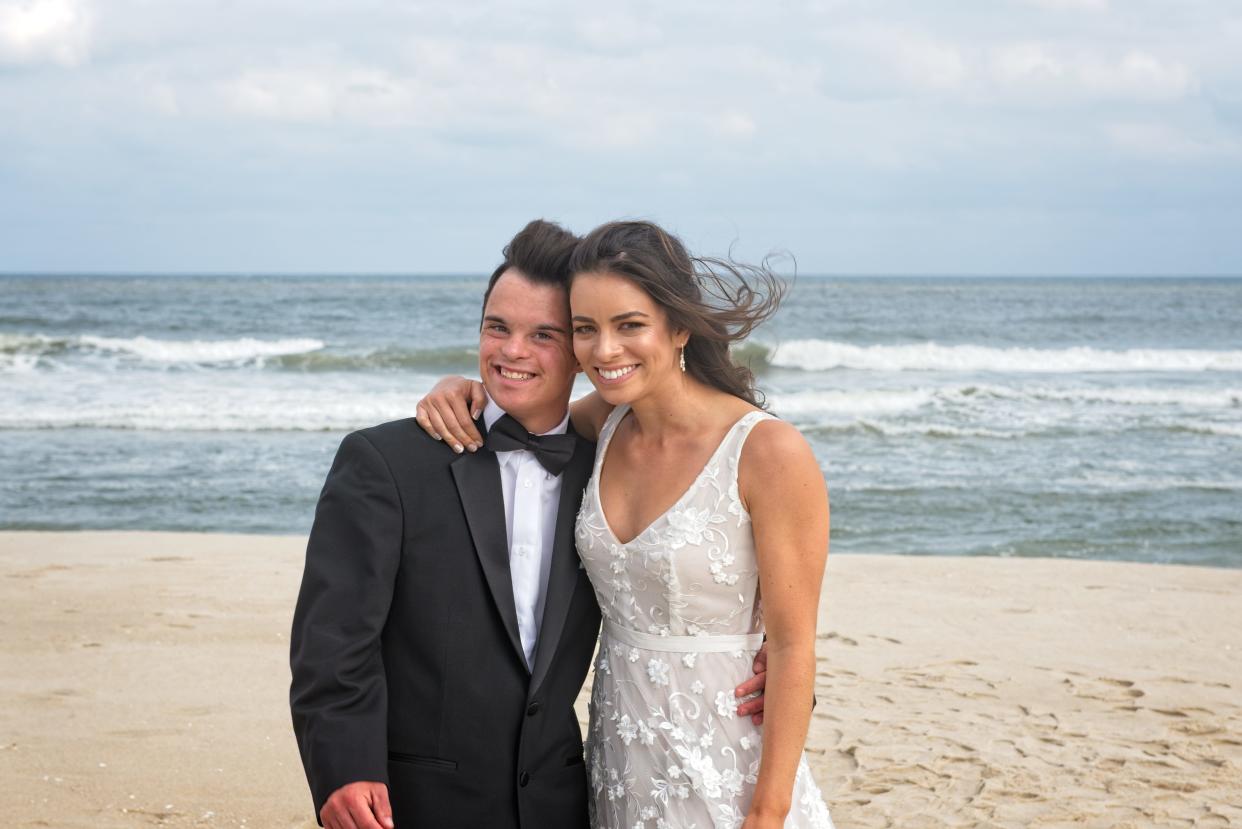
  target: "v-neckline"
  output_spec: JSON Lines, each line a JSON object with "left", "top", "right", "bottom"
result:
{"left": 593, "top": 405, "right": 759, "bottom": 548}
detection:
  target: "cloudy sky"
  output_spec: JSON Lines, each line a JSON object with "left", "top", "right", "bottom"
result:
{"left": 2, "top": 0, "right": 1240, "bottom": 274}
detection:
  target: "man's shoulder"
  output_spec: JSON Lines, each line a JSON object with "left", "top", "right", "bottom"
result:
{"left": 347, "top": 417, "right": 453, "bottom": 465}
{"left": 566, "top": 422, "right": 596, "bottom": 451}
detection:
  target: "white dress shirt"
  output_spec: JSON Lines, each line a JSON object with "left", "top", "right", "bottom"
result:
{"left": 483, "top": 398, "right": 569, "bottom": 670}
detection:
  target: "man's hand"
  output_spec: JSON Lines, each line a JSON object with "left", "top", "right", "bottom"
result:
{"left": 734, "top": 643, "right": 768, "bottom": 725}
{"left": 321, "top": 781, "right": 394, "bottom": 829}
{"left": 414, "top": 376, "right": 487, "bottom": 454}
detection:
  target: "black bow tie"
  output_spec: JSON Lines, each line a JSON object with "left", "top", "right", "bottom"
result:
{"left": 484, "top": 414, "right": 576, "bottom": 476}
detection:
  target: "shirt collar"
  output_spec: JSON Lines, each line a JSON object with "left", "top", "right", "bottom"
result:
{"left": 483, "top": 397, "right": 570, "bottom": 439}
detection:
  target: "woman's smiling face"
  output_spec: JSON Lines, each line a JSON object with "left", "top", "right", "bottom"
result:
{"left": 570, "top": 270, "right": 688, "bottom": 406}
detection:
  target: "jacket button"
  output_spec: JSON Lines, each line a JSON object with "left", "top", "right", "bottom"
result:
{"left": 526, "top": 701, "right": 541, "bottom": 716}
{"left": 519, "top": 771, "right": 530, "bottom": 787}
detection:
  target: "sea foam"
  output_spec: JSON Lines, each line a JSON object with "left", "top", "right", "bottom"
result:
{"left": 0, "top": 332, "right": 477, "bottom": 372}
{"left": 76, "top": 335, "right": 325, "bottom": 364}
{"left": 1, "top": 333, "right": 325, "bottom": 368}
{"left": 764, "top": 339, "right": 1242, "bottom": 373}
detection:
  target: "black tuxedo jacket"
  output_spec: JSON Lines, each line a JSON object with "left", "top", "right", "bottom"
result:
{"left": 290, "top": 416, "right": 600, "bottom": 828}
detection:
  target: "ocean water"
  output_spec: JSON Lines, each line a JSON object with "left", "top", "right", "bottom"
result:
{"left": 2, "top": 274, "right": 1240, "bottom": 568}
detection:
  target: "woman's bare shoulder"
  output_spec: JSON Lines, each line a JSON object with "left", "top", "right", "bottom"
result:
{"left": 743, "top": 415, "right": 812, "bottom": 461}
{"left": 739, "top": 415, "right": 820, "bottom": 489}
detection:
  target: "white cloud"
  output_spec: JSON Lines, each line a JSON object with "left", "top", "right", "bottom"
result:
{"left": 1107, "top": 122, "right": 1241, "bottom": 160}
{"left": 2, "top": 0, "right": 1241, "bottom": 273}
{"left": 894, "top": 33, "right": 969, "bottom": 92}
{"left": 144, "top": 80, "right": 179, "bottom": 116}
{"left": 1018, "top": 0, "right": 1108, "bottom": 11}
{"left": 0, "top": 0, "right": 91, "bottom": 66}
{"left": 1095, "top": 52, "right": 1196, "bottom": 99}
{"left": 819, "top": 25, "right": 969, "bottom": 99}
{"left": 989, "top": 44, "right": 1195, "bottom": 101}
{"left": 221, "top": 63, "right": 412, "bottom": 124}
{"left": 713, "top": 110, "right": 756, "bottom": 140}
{"left": 574, "top": 12, "right": 663, "bottom": 53}
{"left": 205, "top": 39, "right": 802, "bottom": 155}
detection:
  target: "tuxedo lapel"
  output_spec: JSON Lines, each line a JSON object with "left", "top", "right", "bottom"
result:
{"left": 529, "top": 431, "right": 594, "bottom": 695}
{"left": 451, "top": 448, "right": 527, "bottom": 672}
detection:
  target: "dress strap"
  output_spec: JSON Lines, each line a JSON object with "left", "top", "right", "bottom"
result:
{"left": 726, "top": 410, "right": 777, "bottom": 461}
{"left": 599, "top": 403, "right": 630, "bottom": 443}
{"left": 593, "top": 404, "right": 631, "bottom": 475}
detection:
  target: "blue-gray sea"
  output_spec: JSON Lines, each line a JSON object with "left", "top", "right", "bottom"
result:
{"left": 2, "top": 274, "right": 1239, "bottom": 568}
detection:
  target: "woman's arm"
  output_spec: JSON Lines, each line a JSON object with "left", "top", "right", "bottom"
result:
{"left": 413, "top": 378, "right": 615, "bottom": 448}
{"left": 738, "top": 419, "right": 829, "bottom": 826}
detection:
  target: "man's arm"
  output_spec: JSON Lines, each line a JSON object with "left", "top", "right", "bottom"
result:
{"left": 290, "top": 431, "right": 403, "bottom": 827}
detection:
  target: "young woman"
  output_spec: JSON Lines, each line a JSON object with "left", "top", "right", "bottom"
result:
{"left": 419, "top": 221, "right": 834, "bottom": 829}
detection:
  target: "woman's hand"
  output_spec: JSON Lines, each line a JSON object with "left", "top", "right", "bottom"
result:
{"left": 415, "top": 376, "right": 487, "bottom": 453}
{"left": 740, "top": 811, "right": 788, "bottom": 829}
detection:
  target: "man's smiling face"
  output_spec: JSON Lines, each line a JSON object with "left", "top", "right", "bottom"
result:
{"left": 478, "top": 268, "right": 578, "bottom": 434}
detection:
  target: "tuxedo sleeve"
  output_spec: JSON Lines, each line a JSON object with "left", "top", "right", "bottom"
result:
{"left": 289, "top": 431, "right": 403, "bottom": 822}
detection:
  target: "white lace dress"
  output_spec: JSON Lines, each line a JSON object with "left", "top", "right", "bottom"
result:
{"left": 575, "top": 405, "right": 834, "bottom": 829}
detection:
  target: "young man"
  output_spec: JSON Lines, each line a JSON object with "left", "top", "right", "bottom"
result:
{"left": 290, "top": 220, "right": 764, "bottom": 829}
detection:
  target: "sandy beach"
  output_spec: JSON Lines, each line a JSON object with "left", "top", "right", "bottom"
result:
{"left": 2, "top": 531, "right": 1238, "bottom": 828}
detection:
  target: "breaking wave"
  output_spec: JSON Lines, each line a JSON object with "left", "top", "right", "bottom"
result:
{"left": 756, "top": 339, "right": 1242, "bottom": 373}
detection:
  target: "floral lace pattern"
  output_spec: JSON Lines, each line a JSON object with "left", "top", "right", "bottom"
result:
{"left": 575, "top": 405, "right": 834, "bottom": 829}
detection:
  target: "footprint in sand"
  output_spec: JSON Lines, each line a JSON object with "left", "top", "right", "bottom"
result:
{"left": 1062, "top": 674, "right": 1150, "bottom": 706}
{"left": 6, "top": 564, "right": 73, "bottom": 579}
{"left": 1095, "top": 678, "right": 1148, "bottom": 698}
{"left": 108, "top": 728, "right": 181, "bottom": 738}
{"left": 1174, "top": 721, "right": 1224, "bottom": 737}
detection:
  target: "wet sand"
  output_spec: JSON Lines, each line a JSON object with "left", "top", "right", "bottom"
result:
{"left": 2, "top": 531, "right": 1238, "bottom": 828}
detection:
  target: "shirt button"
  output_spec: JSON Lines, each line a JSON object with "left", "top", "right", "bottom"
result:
{"left": 523, "top": 479, "right": 533, "bottom": 488}
{"left": 519, "top": 771, "right": 531, "bottom": 787}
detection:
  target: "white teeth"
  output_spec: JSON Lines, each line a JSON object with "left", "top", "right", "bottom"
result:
{"left": 499, "top": 368, "right": 533, "bottom": 380}
{"left": 600, "top": 365, "right": 636, "bottom": 380}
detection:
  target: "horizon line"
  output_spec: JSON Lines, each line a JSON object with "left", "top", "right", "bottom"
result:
{"left": 4, "top": 271, "right": 1242, "bottom": 280}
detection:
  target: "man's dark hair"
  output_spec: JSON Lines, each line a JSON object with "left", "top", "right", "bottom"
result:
{"left": 481, "top": 219, "right": 579, "bottom": 322}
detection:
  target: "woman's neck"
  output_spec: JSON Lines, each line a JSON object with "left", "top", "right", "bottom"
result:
{"left": 624, "top": 373, "right": 717, "bottom": 443}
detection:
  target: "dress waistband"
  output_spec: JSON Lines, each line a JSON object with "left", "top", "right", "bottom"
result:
{"left": 602, "top": 619, "right": 765, "bottom": 653}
